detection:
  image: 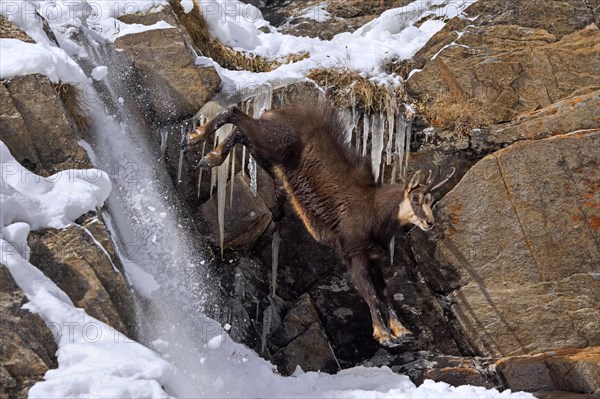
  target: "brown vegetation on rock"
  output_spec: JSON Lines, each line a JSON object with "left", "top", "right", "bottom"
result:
{"left": 307, "top": 68, "right": 403, "bottom": 112}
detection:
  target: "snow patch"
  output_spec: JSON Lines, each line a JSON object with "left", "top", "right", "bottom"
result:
{"left": 299, "top": 2, "right": 331, "bottom": 22}
{"left": 91, "top": 65, "right": 108, "bottom": 81}
{"left": 0, "top": 38, "right": 88, "bottom": 83}
{"left": 0, "top": 142, "right": 111, "bottom": 230}
{"left": 180, "top": 0, "right": 194, "bottom": 13}
{"left": 113, "top": 20, "right": 175, "bottom": 41}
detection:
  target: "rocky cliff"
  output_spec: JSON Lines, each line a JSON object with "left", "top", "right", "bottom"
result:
{"left": 1, "top": 0, "right": 599, "bottom": 397}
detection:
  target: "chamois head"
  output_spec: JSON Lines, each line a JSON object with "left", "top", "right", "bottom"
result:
{"left": 399, "top": 168, "right": 456, "bottom": 231}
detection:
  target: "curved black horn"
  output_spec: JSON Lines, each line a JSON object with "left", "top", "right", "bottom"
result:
{"left": 429, "top": 167, "right": 456, "bottom": 192}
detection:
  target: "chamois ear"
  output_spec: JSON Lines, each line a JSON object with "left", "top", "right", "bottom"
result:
{"left": 406, "top": 170, "right": 422, "bottom": 192}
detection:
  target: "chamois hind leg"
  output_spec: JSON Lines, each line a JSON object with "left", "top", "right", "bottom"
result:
{"left": 348, "top": 253, "right": 396, "bottom": 347}
{"left": 369, "top": 260, "right": 414, "bottom": 344}
{"left": 186, "top": 106, "right": 253, "bottom": 147}
{"left": 196, "top": 128, "right": 242, "bottom": 169}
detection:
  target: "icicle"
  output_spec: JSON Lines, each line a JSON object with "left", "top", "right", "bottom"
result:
{"left": 216, "top": 125, "right": 232, "bottom": 259}
{"left": 395, "top": 113, "right": 406, "bottom": 181}
{"left": 160, "top": 128, "right": 169, "bottom": 158}
{"left": 271, "top": 229, "right": 280, "bottom": 299}
{"left": 389, "top": 236, "right": 396, "bottom": 266}
{"left": 371, "top": 113, "right": 385, "bottom": 183}
{"left": 404, "top": 115, "right": 413, "bottom": 178}
{"left": 248, "top": 155, "right": 257, "bottom": 196}
{"left": 385, "top": 107, "right": 395, "bottom": 165}
{"left": 234, "top": 266, "right": 245, "bottom": 298}
{"left": 260, "top": 305, "right": 272, "bottom": 355}
{"left": 390, "top": 162, "right": 398, "bottom": 184}
{"left": 176, "top": 126, "right": 186, "bottom": 184}
{"left": 341, "top": 109, "right": 354, "bottom": 144}
{"left": 241, "top": 146, "right": 247, "bottom": 178}
{"left": 362, "top": 113, "right": 371, "bottom": 158}
{"left": 229, "top": 146, "right": 236, "bottom": 209}
{"left": 196, "top": 142, "right": 206, "bottom": 198}
{"left": 209, "top": 133, "right": 218, "bottom": 198}
{"left": 354, "top": 110, "right": 362, "bottom": 154}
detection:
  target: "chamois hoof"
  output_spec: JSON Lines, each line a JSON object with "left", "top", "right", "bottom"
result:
{"left": 393, "top": 332, "right": 416, "bottom": 345}
{"left": 195, "top": 151, "right": 222, "bottom": 169}
{"left": 378, "top": 332, "right": 415, "bottom": 348}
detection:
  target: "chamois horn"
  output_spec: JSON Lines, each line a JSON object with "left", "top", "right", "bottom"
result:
{"left": 427, "top": 167, "right": 456, "bottom": 192}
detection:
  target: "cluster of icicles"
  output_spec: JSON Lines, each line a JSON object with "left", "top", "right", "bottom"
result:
{"left": 162, "top": 83, "right": 414, "bottom": 262}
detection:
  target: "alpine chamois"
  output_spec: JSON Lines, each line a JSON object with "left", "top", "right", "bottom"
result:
{"left": 185, "top": 103, "right": 454, "bottom": 347}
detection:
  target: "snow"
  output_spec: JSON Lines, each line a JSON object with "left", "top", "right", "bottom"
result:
{"left": 0, "top": 142, "right": 111, "bottom": 230}
{"left": 180, "top": 0, "right": 194, "bottom": 14}
{"left": 113, "top": 20, "right": 175, "bottom": 40}
{"left": 198, "top": 0, "right": 476, "bottom": 91}
{"left": 299, "top": 2, "right": 331, "bottom": 22}
{"left": 0, "top": 38, "right": 87, "bottom": 83}
{"left": 91, "top": 65, "right": 108, "bottom": 80}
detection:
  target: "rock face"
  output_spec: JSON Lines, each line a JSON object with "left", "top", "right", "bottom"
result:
{"left": 28, "top": 214, "right": 136, "bottom": 337}
{"left": 407, "top": 23, "right": 600, "bottom": 125}
{"left": 471, "top": 90, "right": 600, "bottom": 153}
{"left": 463, "top": 0, "right": 598, "bottom": 37}
{"left": 497, "top": 347, "right": 600, "bottom": 394}
{"left": 1, "top": 16, "right": 137, "bottom": 391}
{"left": 270, "top": 294, "right": 340, "bottom": 375}
{"left": 1, "top": 75, "right": 92, "bottom": 174}
{"left": 115, "top": 5, "right": 221, "bottom": 124}
{"left": 199, "top": 172, "right": 273, "bottom": 250}
{"left": 411, "top": 130, "right": 600, "bottom": 358}
{"left": 0, "top": 265, "right": 58, "bottom": 398}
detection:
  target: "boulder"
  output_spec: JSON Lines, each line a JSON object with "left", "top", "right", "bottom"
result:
{"left": 199, "top": 172, "right": 272, "bottom": 250}
{"left": 406, "top": 24, "right": 600, "bottom": 125}
{"left": 463, "top": 0, "right": 597, "bottom": 37}
{"left": 471, "top": 90, "right": 600, "bottom": 153}
{"left": 0, "top": 265, "right": 57, "bottom": 398}
{"left": 497, "top": 347, "right": 600, "bottom": 394}
{"left": 1, "top": 74, "right": 92, "bottom": 173}
{"left": 270, "top": 294, "right": 339, "bottom": 375}
{"left": 410, "top": 130, "right": 600, "bottom": 357}
{"left": 28, "top": 218, "right": 135, "bottom": 336}
{"left": 114, "top": 4, "right": 221, "bottom": 124}
{"left": 77, "top": 214, "right": 137, "bottom": 335}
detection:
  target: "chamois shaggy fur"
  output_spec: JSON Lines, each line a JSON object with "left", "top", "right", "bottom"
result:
{"left": 186, "top": 103, "right": 451, "bottom": 346}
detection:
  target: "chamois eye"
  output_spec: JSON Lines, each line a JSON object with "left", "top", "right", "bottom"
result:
{"left": 411, "top": 195, "right": 420, "bottom": 204}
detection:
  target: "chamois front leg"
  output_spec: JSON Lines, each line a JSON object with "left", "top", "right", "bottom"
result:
{"left": 369, "top": 260, "right": 414, "bottom": 344}
{"left": 185, "top": 105, "right": 241, "bottom": 147}
{"left": 348, "top": 253, "right": 396, "bottom": 347}
{"left": 196, "top": 128, "right": 242, "bottom": 169}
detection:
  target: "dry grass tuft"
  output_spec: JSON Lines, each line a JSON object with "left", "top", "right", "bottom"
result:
{"left": 307, "top": 68, "right": 403, "bottom": 112}
{"left": 169, "top": 0, "right": 306, "bottom": 73}
{"left": 421, "top": 90, "right": 491, "bottom": 136}
{"left": 0, "top": 15, "right": 34, "bottom": 42}
{"left": 55, "top": 83, "right": 91, "bottom": 136}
